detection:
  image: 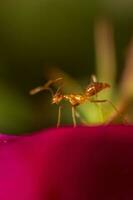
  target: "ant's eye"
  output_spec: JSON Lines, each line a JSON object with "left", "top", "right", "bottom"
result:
{"left": 52, "top": 97, "right": 56, "bottom": 104}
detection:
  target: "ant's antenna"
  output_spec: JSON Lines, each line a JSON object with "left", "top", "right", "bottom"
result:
{"left": 54, "top": 86, "right": 62, "bottom": 96}
{"left": 30, "top": 85, "right": 54, "bottom": 97}
{"left": 29, "top": 77, "right": 63, "bottom": 97}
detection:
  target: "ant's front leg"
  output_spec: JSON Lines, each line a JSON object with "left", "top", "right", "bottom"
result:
{"left": 57, "top": 105, "right": 62, "bottom": 128}
{"left": 57, "top": 105, "right": 77, "bottom": 128}
{"left": 72, "top": 106, "right": 77, "bottom": 128}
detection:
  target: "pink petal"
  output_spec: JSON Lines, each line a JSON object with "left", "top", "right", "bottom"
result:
{"left": 0, "top": 126, "right": 133, "bottom": 199}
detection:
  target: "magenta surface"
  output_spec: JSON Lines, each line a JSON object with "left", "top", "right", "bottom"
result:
{"left": 0, "top": 126, "right": 133, "bottom": 200}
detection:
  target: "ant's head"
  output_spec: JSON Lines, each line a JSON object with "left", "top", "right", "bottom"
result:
{"left": 52, "top": 92, "right": 63, "bottom": 105}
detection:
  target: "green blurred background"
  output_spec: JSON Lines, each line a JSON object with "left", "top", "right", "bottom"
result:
{"left": 0, "top": 0, "right": 133, "bottom": 134}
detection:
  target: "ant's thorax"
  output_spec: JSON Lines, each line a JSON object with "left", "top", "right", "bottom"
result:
{"left": 63, "top": 94, "right": 87, "bottom": 106}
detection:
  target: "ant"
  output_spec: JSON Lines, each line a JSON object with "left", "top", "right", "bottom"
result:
{"left": 30, "top": 76, "right": 126, "bottom": 127}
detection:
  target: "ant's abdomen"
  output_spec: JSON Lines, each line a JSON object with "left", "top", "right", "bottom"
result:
{"left": 85, "top": 82, "right": 110, "bottom": 97}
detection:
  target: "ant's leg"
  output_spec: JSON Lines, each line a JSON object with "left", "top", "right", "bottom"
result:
{"left": 57, "top": 105, "right": 62, "bottom": 128}
{"left": 90, "top": 99, "right": 119, "bottom": 113}
{"left": 72, "top": 106, "right": 77, "bottom": 127}
{"left": 90, "top": 99, "right": 128, "bottom": 123}
{"left": 75, "top": 110, "right": 88, "bottom": 125}
{"left": 90, "top": 76, "right": 104, "bottom": 121}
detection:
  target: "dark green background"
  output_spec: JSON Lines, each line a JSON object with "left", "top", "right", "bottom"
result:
{"left": 0, "top": 0, "right": 133, "bottom": 134}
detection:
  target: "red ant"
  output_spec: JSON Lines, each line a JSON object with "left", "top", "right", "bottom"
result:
{"left": 30, "top": 76, "right": 126, "bottom": 127}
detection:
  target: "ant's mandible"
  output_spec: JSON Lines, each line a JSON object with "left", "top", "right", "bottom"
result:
{"left": 30, "top": 76, "right": 125, "bottom": 127}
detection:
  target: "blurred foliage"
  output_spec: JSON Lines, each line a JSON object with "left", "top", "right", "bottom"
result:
{"left": 0, "top": 0, "right": 133, "bottom": 134}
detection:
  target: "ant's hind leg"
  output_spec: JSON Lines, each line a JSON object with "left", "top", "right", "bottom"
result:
{"left": 72, "top": 106, "right": 77, "bottom": 128}
{"left": 57, "top": 105, "right": 62, "bottom": 128}
{"left": 90, "top": 99, "right": 128, "bottom": 124}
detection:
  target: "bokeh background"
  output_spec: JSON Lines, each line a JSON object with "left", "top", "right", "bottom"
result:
{"left": 0, "top": 0, "right": 133, "bottom": 134}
